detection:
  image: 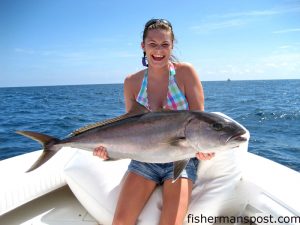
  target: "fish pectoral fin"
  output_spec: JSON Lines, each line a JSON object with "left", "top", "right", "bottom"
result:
{"left": 167, "top": 137, "right": 189, "bottom": 147}
{"left": 173, "top": 159, "right": 190, "bottom": 183}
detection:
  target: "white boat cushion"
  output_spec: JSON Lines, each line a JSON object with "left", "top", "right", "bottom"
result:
{"left": 0, "top": 147, "right": 77, "bottom": 215}
{"left": 64, "top": 137, "right": 249, "bottom": 225}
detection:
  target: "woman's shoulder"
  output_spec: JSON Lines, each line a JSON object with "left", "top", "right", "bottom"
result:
{"left": 173, "top": 62, "right": 199, "bottom": 82}
{"left": 124, "top": 70, "right": 145, "bottom": 84}
{"left": 174, "top": 61, "right": 194, "bottom": 69}
{"left": 124, "top": 69, "right": 146, "bottom": 93}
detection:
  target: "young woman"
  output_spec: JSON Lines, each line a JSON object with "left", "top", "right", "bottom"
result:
{"left": 93, "top": 19, "right": 215, "bottom": 225}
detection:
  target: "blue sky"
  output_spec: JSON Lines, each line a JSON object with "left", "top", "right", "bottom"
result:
{"left": 0, "top": 0, "right": 299, "bottom": 87}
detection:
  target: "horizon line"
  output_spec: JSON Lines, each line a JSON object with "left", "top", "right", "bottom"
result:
{"left": 1, "top": 78, "right": 299, "bottom": 89}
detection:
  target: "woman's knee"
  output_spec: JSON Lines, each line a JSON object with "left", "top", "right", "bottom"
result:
{"left": 159, "top": 178, "right": 193, "bottom": 225}
{"left": 112, "top": 172, "right": 157, "bottom": 225}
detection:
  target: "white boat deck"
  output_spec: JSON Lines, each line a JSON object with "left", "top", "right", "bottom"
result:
{"left": 0, "top": 184, "right": 252, "bottom": 225}
{"left": 0, "top": 185, "right": 99, "bottom": 225}
{"left": 1, "top": 138, "right": 299, "bottom": 224}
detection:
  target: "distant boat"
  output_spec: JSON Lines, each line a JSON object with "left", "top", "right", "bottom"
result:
{"left": 227, "top": 78, "right": 231, "bottom": 82}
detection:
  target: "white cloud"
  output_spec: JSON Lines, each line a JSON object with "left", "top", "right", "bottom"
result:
{"left": 261, "top": 52, "right": 300, "bottom": 71}
{"left": 14, "top": 48, "right": 35, "bottom": 54}
{"left": 190, "top": 19, "right": 246, "bottom": 33}
{"left": 273, "top": 28, "right": 300, "bottom": 34}
{"left": 12, "top": 46, "right": 139, "bottom": 67}
{"left": 215, "top": 4, "right": 300, "bottom": 19}
{"left": 110, "top": 51, "right": 139, "bottom": 58}
{"left": 190, "top": 4, "right": 300, "bottom": 34}
{"left": 218, "top": 9, "right": 280, "bottom": 18}
{"left": 196, "top": 51, "right": 300, "bottom": 81}
{"left": 279, "top": 45, "right": 293, "bottom": 49}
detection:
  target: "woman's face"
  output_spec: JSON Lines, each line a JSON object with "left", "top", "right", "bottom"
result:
{"left": 142, "top": 29, "right": 173, "bottom": 68}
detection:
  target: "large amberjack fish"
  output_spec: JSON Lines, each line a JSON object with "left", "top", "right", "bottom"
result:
{"left": 16, "top": 102, "right": 247, "bottom": 181}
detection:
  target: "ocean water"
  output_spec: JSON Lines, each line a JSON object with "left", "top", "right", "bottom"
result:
{"left": 0, "top": 80, "right": 299, "bottom": 172}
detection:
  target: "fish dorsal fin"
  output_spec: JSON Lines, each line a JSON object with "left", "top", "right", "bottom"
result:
{"left": 69, "top": 114, "right": 132, "bottom": 137}
{"left": 157, "top": 107, "right": 173, "bottom": 112}
{"left": 69, "top": 101, "right": 150, "bottom": 137}
{"left": 128, "top": 100, "right": 150, "bottom": 114}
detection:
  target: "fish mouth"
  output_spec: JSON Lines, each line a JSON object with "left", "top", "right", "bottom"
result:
{"left": 227, "top": 133, "right": 248, "bottom": 143}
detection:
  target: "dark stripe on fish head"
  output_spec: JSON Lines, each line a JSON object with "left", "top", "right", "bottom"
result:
{"left": 185, "top": 111, "right": 247, "bottom": 152}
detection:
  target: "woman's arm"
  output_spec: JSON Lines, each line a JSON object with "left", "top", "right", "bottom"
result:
{"left": 179, "top": 63, "right": 215, "bottom": 160}
{"left": 181, "top": 63, "right": 204, "bottom": 111}
{"left": 123, "top": 76, "right": 136, "bottom": 113}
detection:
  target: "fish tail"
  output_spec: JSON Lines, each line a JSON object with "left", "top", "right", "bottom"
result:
{"left": 16, "top": 130, "right": 61, "bottom": 172}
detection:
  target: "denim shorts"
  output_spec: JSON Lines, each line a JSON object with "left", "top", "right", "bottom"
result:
{"left": 128, "top": 158, "right": 199, "bottom": 184}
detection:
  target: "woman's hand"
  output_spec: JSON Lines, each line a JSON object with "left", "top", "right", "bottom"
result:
{"left": 93, "top": 146, "right": 109, "bottom": 160}
{"left": 196, "top": 152, "right": 215, "bottom": 160}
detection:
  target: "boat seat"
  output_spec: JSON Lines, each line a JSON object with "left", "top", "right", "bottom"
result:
{"left": 0, "top": 147, "right": 77, "bottom": 215}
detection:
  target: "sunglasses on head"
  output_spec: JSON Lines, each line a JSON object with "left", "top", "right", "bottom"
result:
{"left": 144, "top": 19, "right": 173, "bottom": 30}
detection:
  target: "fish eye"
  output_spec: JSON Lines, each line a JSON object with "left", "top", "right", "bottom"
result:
{"left": 212, "top": 123, "right": 223, "bottom": 131}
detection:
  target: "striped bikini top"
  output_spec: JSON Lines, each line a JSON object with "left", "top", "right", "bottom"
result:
{"left": 136, "top": 62, "right": 189, "bottom": 110}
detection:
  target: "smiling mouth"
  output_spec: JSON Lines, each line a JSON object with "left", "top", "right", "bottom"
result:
{"left": 152, "top": 55, "right": 165, "bottom": 61}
